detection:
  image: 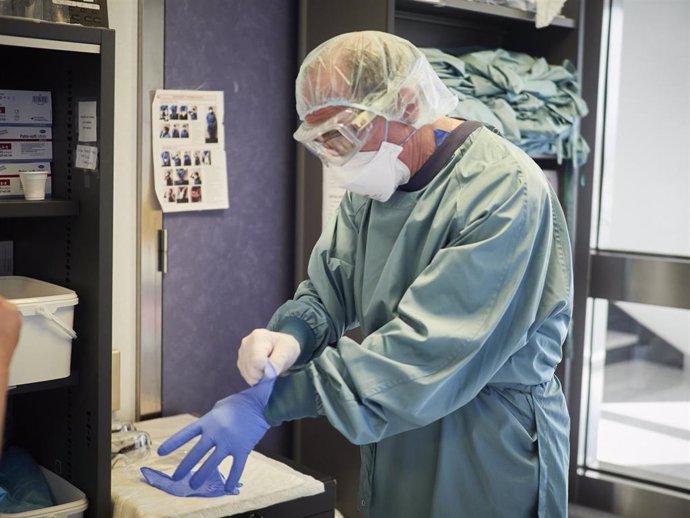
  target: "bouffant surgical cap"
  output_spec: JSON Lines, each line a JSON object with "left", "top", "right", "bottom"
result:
{"left": 295, "top": 31, "right": 458, "bottom": 128}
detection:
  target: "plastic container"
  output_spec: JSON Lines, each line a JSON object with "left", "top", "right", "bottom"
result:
{"left": 0, "top": 467, "right": 88, "bottom": 518}
{"left": 0, "top": 1, "right": 12, "bottom": 17}
{"left": 0, "top": 276, "right": 78, "bottom": 387}
{"left": 5, "top": 0, "right": 70, "bottom": 22}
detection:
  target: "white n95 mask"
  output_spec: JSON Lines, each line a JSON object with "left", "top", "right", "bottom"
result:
{"left": 324, "top": 141, "right": 411, "bottom": 202}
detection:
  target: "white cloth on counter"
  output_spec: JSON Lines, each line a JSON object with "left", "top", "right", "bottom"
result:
{"left": 111, "top": 414, "right": 325, "bottom": 518}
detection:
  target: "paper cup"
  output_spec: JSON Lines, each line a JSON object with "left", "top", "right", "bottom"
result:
{"left": 19, "top": 171, "right": 48, "bottom": 201}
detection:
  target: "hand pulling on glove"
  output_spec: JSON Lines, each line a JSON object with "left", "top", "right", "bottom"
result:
{"left": 148, "top": 363, "right": 277, "bottom": 496}
{"left": 237, "top": 329, "right": 300, "bottom": 386}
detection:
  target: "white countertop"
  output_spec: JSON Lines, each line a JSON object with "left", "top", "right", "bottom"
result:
{"left": 111, "top": 414, "right": 325, "bottom": 518}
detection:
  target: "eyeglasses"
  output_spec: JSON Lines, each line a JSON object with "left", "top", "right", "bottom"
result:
{"left": 294, "top": 108, "right": 378, "bottom": 166}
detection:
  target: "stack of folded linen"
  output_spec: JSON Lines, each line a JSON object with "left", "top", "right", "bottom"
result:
{"left": 423, "top": 47, "right": 589, "bottom": 167}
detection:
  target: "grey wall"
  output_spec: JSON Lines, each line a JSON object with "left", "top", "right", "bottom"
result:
{"left": 163, "top": 0, "right": 298, "bottom": 456}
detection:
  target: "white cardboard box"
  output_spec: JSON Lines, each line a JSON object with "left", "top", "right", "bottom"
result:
{"left": 0, "top": 276, "right": 78, "bottom": 387}
{"left": 0, "top": 162, "right": 52, "bottom": 198}
{"left": 0, "top": 125, "right": 53, "bottom": 160}
{"left": 0, "top": 140, "right": 53, "bottom": 160}
{"left": 0, "top": 90, "right": 52, "bottom": 124}
{"left": 0, "top": 126, "right": 52, "bottom": 140}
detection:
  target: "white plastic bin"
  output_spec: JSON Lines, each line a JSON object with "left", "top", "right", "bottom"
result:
{"left": 0, "top": 276, "right": 78, "bottom": 387}
{"left": 0, "top": 467, "right": 88, "bottom": 518}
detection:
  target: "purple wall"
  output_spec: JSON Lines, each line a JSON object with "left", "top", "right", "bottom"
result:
{"left": 163, "top": 0, "right": 298, "bottom": 456}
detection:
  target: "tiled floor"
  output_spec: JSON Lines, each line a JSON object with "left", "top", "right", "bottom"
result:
{"left": 336, "top": 505, "right": 621, "bottom": 517}
{"left": 569, "top": 504, "right": 620, "bottom": 518}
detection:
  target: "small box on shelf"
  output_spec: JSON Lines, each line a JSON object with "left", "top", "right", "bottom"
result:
{"left": 0, "top": 89, "right": 52, "bottom": 124}
{"left": 0, "top": 127, "right": 52, "bottom": 161}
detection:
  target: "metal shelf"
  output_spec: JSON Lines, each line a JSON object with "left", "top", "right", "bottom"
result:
{"left": 0, "top": 199, "right": 79, "bottom": 218}
{"left": 0, "top": 31, "right": 100, "bottom": 53}
{"left": 401, "top": 0, "right": 576, "bottom": 28}
{"left": 0, "top": 15, "right": 105, "bottom": 47}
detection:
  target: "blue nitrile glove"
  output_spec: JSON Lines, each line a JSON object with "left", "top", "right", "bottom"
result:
{"left": 156, "top": 363, "right": 277, "bottom": 495}
{"left": 140, "top": 466, "right": 237, "bottom": 497}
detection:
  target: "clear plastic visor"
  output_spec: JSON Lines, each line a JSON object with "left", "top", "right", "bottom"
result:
{"left": 294, "top": 108, "right": 377, "bottom": 166}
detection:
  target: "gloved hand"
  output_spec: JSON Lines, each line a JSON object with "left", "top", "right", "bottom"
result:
{"left": 238, "top": 329, "right": 300, "bottom": 386}
{"left": 141, "top": 466, "right": 234, "bottom": 497}
{"left": 156, "top": 363, "right": 277, "bottom": 494}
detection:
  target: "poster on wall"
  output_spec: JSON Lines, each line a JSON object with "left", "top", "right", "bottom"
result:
{"left": 152, "top": 90, "right": 229, "bottom": 212}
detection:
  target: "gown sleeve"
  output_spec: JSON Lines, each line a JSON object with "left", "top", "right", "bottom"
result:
{"left": 266, "top": 163, "right": 572, "bottom": 445}
{"left": 266, "top": 192, "right": 363, "bottom": 366}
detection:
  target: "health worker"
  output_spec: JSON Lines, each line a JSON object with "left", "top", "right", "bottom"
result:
{"left": 158, "top": 31, "right": 573, "bottom": 518}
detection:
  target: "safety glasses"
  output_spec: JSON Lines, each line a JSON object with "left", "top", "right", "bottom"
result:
{"left": 293, "top": 108, "right": 378, "bottom": 166}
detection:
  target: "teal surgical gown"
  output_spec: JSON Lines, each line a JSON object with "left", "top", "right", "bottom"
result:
{"left": 265, "top": 123, "right": 572, "bottom": 518}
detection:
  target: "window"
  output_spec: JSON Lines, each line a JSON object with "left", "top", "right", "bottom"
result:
{"left": 581, "top": 0, "right": 690, "bottom": 494}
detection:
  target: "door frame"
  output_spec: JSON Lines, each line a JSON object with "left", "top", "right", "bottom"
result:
{"left": 568, "top": 0, "right": 690, "bottom": 513}
{"left": 136, "top": 0, "right": 165, "bottom": 419}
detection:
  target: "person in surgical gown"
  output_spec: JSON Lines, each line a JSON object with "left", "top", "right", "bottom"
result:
{"left": 161, "top": 31, "right": 572, "bottom": 518}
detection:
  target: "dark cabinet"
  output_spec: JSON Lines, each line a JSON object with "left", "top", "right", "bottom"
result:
{"left": 1, "top": 17, "right": 114, "bottom": 518}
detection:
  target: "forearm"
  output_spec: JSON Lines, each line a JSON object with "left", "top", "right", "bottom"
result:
{"left": 0, "top": 366, "right": 9, "bottom": 447}
{"left": 267, "top": 282, "right": 355, "bottom": 365}
{"left": 267, "top": 195, "right": 361, "bottom": 363}
{"left": 0, "top": 297, "right": 21, "bottom": 449}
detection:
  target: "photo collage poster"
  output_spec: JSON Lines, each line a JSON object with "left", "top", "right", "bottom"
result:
{"left": 152, "top": 90, "right": 229, "bottom": 212}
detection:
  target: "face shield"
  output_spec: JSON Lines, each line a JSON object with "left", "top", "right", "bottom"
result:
{"left": 293, "top": 108, "right": 378, "bottom": 166}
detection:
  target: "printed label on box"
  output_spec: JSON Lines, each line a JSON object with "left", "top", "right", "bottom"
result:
{"left": 0, "top": 141, "right": 52, "bottom": 160}
{"left": 0, "top": 162, "right": 52, "bottom": 198}
{"left": 0, "top": 126, "right": 52, "bottom": 140}
{"left": 0, "top": 162, "right": 52, "bottom": 175}
{"left": 0, "top": 90, "right": 52, "bottom": 124}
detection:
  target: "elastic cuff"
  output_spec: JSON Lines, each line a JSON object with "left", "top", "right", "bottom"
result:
{"left": 265, "top": 368, "right": 321, "bottom": 426}
{"left": 273, "top": 316, "right": 316, "bottom": 364}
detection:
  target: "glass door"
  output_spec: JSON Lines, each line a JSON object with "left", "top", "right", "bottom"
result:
{"left": 580, "top": 0, "right": 690, "bottom": 496}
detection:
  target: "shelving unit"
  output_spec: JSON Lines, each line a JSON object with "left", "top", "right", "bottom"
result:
{"left": 296, "top": 1, "right": 583, "bottom": 515}
{"left": 397, "top": 0, "right": 576, "bottom": 28}
{"left": 0, "top": 17, "right": 114, "bottom": 518}
{"left": 297, "top": 0, "right": 582, "bottom": 281}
